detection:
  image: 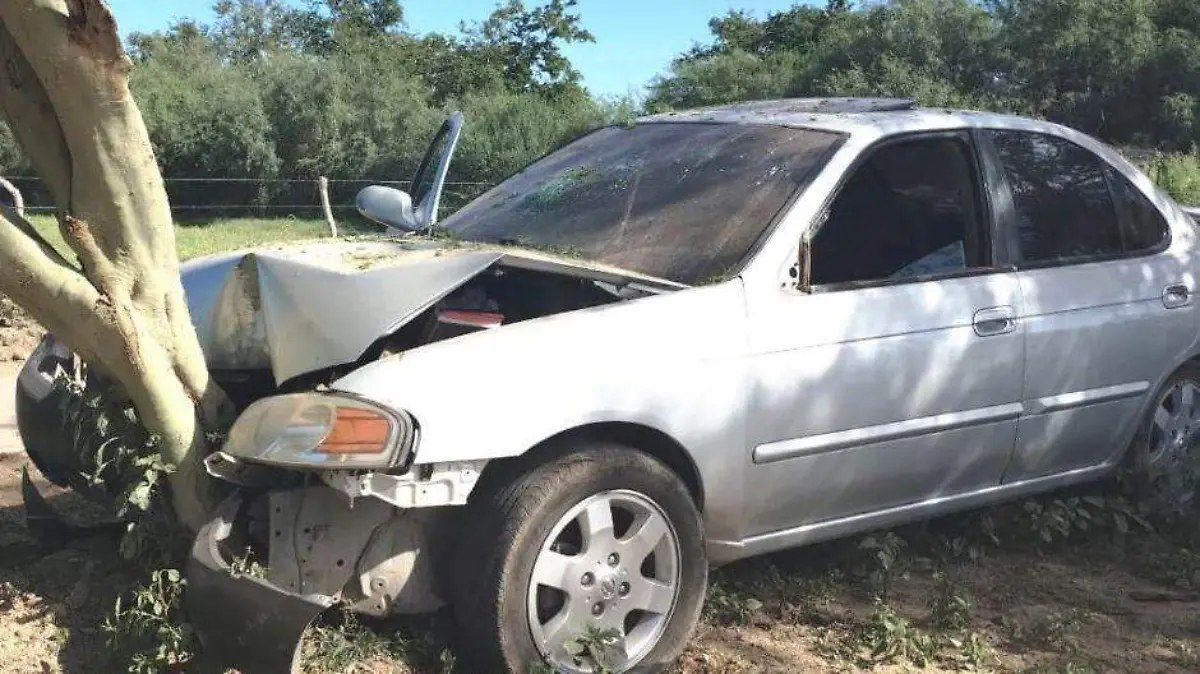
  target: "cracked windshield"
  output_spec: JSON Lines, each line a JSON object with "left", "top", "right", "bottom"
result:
{"left": 447, "top": 123, "right": 842, "bottom": 285}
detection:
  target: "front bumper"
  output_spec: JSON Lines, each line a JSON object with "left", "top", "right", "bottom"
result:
{"left": 186, "top": 494, "right": 335, "bottom": 674}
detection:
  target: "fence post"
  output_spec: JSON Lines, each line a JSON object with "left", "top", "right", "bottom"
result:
{"left": 0, "top": 176, "right": 24, "bottom": 216}
{"left": 318, "top": 176, "right": 338, "bottom": 238}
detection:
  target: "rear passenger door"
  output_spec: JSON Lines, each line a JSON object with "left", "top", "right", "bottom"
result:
{"left": 982, "top": 129, "right": 1195, "bottom": 481}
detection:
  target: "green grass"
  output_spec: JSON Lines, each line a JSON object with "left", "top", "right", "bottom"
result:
{"left": 27, "top": 214, "right": 382, "bottom": 261}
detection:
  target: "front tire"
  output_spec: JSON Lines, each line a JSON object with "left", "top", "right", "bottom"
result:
{"left": 451, "top": 444, "right": 707, "bottom": 673}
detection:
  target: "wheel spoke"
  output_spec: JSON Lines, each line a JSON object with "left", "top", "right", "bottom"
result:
{"left": 580, "top": 498, "right": 615, "bottom": 544}
{"left": 1155, "top": 404, "right": 1174, "bottom": 434}
{"left": 619, "top": 511, "right": 670, "bottom": 563}
{"left": 628, "top": 578, "right": 674, "bottom": 615}
{"left": 1186, "top": 384, "right": 1200, "bottom": 426}
{"left": 539, "top": 603, "right": 581, "bottom": 660}
{"left": 532, "top": 549, "right": 580, "bottom": 592}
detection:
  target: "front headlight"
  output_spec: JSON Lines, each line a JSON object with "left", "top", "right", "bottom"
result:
{"left": 222, "top": 393, "right": 415, "bottom": 470}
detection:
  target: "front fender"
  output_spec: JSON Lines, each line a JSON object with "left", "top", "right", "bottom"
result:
{"left": 331, "top": 280, "right": 752, "bottom": 542}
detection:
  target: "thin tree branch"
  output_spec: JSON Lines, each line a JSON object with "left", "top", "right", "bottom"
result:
{"left": 0, "top": 20, "right": 70, "bottom": 214}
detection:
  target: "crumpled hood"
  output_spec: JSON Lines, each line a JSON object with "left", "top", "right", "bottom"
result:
{"left": 181, "top": 238, "right": 683, "bottom": 384}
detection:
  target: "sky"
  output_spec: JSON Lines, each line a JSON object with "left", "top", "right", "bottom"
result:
{"left": 104, "top": 0, "right": 812, "bottom": 97}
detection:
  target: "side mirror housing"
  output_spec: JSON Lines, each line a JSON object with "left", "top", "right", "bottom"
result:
{"left": 356, "top": 185, "right": 419, "bottom": 232}
{"left": 794, "top": 233, "right": 813, "bottom": 293}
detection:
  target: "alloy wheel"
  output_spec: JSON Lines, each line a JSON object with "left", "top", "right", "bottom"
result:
{"left": 526, "top": 489, "right": 681, "bottom": 673}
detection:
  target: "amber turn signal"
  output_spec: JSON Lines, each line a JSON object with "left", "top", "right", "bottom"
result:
{"left": 317, "top": 407, "right": 391, "bottom": 455}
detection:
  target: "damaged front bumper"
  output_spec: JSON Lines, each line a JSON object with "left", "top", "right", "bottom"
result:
{"left": 187, "top": 494, "right": 335, "bottom": 674}
{"left": 186, "top": 460, "right": 466, "bottom": 674}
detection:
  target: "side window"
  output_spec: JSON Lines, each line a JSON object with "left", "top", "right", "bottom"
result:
{"left": 1106, "top": 167, "right": 1169, "bottom": 254}
{"left": 810, "top": 136, "right": 987, "bottom": 286}
{"left": 987, "top": 130, "right": 1122, "bottom": 264}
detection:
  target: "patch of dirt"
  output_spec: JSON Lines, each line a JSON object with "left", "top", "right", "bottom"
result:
{"left": 0, "top": 295, "right": 43, "bottom": 363}
{"left": 0, "top": 454, "right": 134, "bottom": 674}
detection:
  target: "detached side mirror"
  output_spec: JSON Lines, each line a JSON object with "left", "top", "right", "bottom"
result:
{"left": 356, "top": 185, "right": 420, "bottom": 232}
{"left": 355, "top": 111, "right": 465, "bottom": 235}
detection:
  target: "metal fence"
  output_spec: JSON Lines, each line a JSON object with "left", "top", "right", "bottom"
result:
{"left": 3, "top": 176, "right": 495, "bottom": 219}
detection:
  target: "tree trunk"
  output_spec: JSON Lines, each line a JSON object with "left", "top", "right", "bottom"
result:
{"left": 0, "top": 0, "right": 227, "bottom": 531}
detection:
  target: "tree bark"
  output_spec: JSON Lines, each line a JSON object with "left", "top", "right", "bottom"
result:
{"left": 0, "top": 0, "right": 227, "bottom": 531}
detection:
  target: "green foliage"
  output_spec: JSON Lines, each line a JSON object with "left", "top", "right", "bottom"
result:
{"left": 103, "top": 568, "right": 195, "bottom": 674}
{"left": 855, "top": 599, "right": 938, "bottom": 667}
{"left": 130, "top": 33, "right": 280, "bottom": 208}
{"left": 57, "top": 370, "right": 193, "bottom": 571}
{"left": 703, "top": 580, "right": 763, "bottom": 626}
{"left": 928, "top": 571, "right": 973, "bottom": 632}
{"left": 1000, "top": 493, "right": 1154, "bottom": 546}
{"left": 564, "top": 626, "right": 622, "bottom": 674}
{"left": 856, "top": 531, "right": 908, "bottom": 600}
{"left": 90, "top": 1, "right": 607, "bottom": 216}
{"left": 300, "top": 609, "right": 455, "bottom": 673}
{"left": 1147, "top": 151, "right": 1200, "bottom": 205}
{"left": 649, "top": 0, "right": 1200, "bottom": 152}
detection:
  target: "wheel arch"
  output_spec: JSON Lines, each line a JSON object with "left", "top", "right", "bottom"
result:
{"left": 473, "top": 421, "right": 706, "bottom": 512}
{"left": 1115, "top": 354, "right": 1200, "bottom": 467}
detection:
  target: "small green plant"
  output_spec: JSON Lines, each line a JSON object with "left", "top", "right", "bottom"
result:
{"left": 928, "top": 571, "right": 973, "bottom": 632}
{"left": 947, "top": 630, "right": 998, "bottom": 671}
{"left": 526, "top": 660, "right": 557, "bottom": 674}
{"left": 229, "top": 547, "right": 270, "bottom": 579}
{"left": 1005, "top": 608, "right": 1093, "bottom": 651}
{"left": 55, "top": 369, "right": 191, "bottom": 566}
{"left": 984, "top": 491, "right": 1153, "bottom": 548}
{"left": 301, "top": 609, "right": 447, "bottom": 673}
{"left": 103, "top": 568, "right": 195, "bottom": 674}
{"left": 857, "top": 531, "right": 908, "bottom": 600}
{"left": 564, "top": 626, "right": 622, "bottom": 674}
{"left": 702, "top": 581, "right": 762, "bottom": 626}
{"left": 854, "top": 599, "right": 937, "bottom": 667}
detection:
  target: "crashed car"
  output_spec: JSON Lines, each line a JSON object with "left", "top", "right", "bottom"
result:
{"left": 17, "top": 98, "right": 1200, "bottom": 673}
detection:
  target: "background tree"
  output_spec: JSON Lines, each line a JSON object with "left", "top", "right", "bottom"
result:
{"left": 648, "top": 0, "right": 1200, "bottom": 152}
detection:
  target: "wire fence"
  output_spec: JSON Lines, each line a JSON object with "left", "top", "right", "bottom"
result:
{"left": 2, "top": 175, "right": 495, "bottom": 220}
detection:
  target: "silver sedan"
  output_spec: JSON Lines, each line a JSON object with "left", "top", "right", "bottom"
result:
{"left": 17, "top": 98, "right": 1200, "bottom": 673}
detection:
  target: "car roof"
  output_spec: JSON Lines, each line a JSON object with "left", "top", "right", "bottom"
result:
{"left": 638, "top": 97, "right": 1075, "bottom": 140}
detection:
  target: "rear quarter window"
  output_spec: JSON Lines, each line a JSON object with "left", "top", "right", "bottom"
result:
{"left": 987, "top": 130, "right": 1123, "bottom": 265}
{"left": 1106, "top": 167, "right": 1170, "bottom": 253}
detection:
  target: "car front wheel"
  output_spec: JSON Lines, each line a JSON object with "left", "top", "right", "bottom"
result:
{"left": 451, "top": 444, "right": 706, "bottom": 673}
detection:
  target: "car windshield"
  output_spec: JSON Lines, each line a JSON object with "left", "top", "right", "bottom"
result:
{"left": 443, "top": 122, "right": 844, "bottom": 285}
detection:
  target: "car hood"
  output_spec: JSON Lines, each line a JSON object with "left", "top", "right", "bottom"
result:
{"left": 181, "top": 237, "right": 683, "bottom": 384}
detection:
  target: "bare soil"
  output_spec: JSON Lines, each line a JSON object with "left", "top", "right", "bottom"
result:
{"left": 0, "top": 297, "right": 43, "bottom": 363}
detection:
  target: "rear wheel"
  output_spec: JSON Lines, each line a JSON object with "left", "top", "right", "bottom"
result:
{"left": 451, "top": 444, "right": 706, "bottom": 673}
{"left": 1126, "top": 364, "right": 1200, "bottom": 513}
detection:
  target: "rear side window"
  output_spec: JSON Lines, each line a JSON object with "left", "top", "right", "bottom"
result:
{"left": 988, "top": 130, "right": 1122, "bottom": 264}
{"left": 1107, "top": 167, "right": 1170, "bottom": 253}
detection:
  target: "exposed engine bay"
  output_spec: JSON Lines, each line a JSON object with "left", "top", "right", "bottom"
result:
{"left": 188, "top": 239, "right": 677, "bottom": 412}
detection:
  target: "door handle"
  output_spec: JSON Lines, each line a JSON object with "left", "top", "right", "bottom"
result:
{"left": 1163, "top": 284, "right": 1191, "bottom": 309}
{"left": 973, "top": 306, "right": 1016, "bottom": 337}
